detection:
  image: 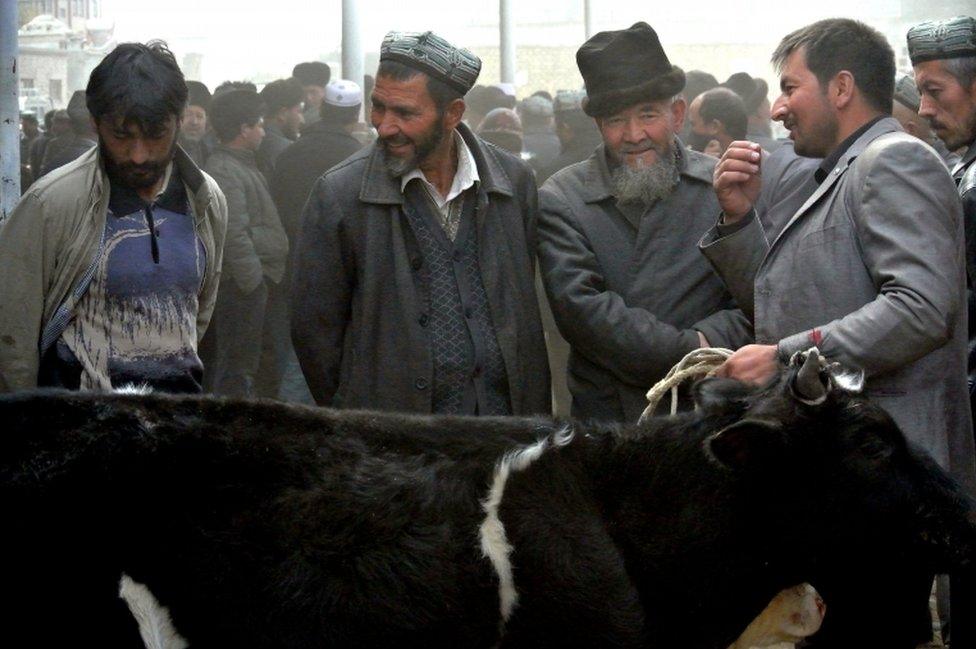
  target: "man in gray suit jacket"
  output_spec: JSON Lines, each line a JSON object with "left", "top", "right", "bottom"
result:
{"left": 700, "top": 18, "right": 976, "bottom": 648}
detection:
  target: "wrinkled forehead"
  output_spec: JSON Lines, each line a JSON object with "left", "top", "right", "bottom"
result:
{"left": 913, "top": 59, "right": 970, "bottom": 90}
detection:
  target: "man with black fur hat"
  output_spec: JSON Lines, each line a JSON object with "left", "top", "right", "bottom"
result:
{"left": 292, "top": 30, "right": 549, "bottom": 415}
{"left": 293, "top": 61, "right": 331, "bottom": 129}
{"left": 536, "top": 22, "right": 752, "bottom": 423}
{"left": 258, "top": 77, "right": 305, "bottom": 176}
{"left": 180, "top": 80, "right": 212, "bottom": 167}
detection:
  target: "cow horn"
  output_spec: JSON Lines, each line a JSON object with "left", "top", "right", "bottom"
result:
{"left": 793, "top": 349, "right": 828, "bottom": 405}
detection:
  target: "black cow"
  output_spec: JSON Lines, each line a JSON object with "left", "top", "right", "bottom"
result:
{"left": 1, "top": 351, "right": 973, "bottom": 648}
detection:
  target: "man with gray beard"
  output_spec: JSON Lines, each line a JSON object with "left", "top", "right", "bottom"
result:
{"left": 291, "top": 30, "right": 549, "bottom": 416}
{"left": 536, "top": 22, "right": 752, "bottom": 423}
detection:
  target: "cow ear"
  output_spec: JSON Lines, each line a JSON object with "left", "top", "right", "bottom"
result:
{"left": 705, "top": 418, "right": 786, "bottom": 471}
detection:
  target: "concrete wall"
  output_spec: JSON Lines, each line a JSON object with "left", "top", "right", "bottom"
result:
{"left": 19, "top": 45, "right": 104, "bottom": 109}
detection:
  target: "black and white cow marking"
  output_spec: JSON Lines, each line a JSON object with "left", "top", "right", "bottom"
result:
{"left": 1, "top": 351, "right": 973, "bottom": 648}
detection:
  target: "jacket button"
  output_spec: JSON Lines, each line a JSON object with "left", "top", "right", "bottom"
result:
{"left": 418, "top": 313, "right": 429, "bottom": 327}
{"left": 411, "top": 257, "right": 423, "bottom": 270}
{"left": 415, "top": 377, "right": 428, "bottom": 390}
{"left": 472, "top": 365, "right": 482, "bottom": 378}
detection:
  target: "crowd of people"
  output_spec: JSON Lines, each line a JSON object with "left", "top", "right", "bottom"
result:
{"left": 4, "top": 12, "right": 976, "bottom": 648}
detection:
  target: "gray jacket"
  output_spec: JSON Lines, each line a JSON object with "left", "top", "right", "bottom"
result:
{"left": 538, "top": 144, "right": 753, "bottom": 423}
{"left": 291, "top": 124, "right": 551, "bottom": 415}
{"left": 701, "top": 117, "right": 976, "bottom": 495}
{"left": 0, "top": 145, "right": 227, "bottom": 391}
{"left": 205, "top": 145, "right": 289, "bottom": 293}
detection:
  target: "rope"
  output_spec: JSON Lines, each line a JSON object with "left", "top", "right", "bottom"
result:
{"left": 638, "top": 347, "right": 734, "bottom": 424}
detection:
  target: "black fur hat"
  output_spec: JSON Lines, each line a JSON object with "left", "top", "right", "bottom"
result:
{"left": 576, "top": 22, "right": 685, "bottom": 118}
{"left": 185, "top": 80, "right": 211, "bottom": 111}
{"left": 292, "top": 61, "right": 331, "bottom": 88}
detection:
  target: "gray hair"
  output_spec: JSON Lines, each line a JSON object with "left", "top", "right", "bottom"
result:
{"left": 943, "top": 56, "right": 976, "bottom": 90}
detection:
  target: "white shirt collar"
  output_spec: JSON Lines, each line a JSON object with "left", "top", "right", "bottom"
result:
{"left": 400, "top": 130, "right": 479, "bottom": 208}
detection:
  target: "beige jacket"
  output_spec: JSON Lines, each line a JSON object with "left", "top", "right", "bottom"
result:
{"left": 0, "top": 145, "right": 227, "bottom": 392}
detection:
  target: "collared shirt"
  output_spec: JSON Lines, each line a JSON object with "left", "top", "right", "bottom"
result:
{"left": 814, "top": 116, "right": 885, "bottom": 184}
{"left": 401, "top": 130, "right": 479, "bottom": 240}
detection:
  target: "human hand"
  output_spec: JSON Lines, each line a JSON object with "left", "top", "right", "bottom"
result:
{"left": 713, "top": 141, "right": 763, "bottom": 223}
{"left": 714, "top": 344, "right": 779, "bottom": 384}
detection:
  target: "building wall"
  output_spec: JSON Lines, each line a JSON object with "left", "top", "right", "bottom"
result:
{"left": 19, "top": 0, "right": 100, "bottom": 30}
{"left": 19, "top": 48, "right": 69, "bottom": 107}
{"left": 19, "top": 46, "right": 104, "bottom": 109}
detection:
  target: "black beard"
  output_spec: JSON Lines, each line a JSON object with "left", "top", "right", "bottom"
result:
{"left": 380, "top": 119, "right": 446, "bottom": 178}
{"left": 100, "top": 140, "right": 177, "bottom": 191}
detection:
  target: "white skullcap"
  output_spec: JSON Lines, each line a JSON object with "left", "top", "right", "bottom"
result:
{"left": 324, "top": 80, "right": 363, "bottom": 107}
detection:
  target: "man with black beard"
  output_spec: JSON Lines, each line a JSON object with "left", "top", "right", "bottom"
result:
{"left": 705, "top": 18, "right": 974, "bottom": 647}
{"left": 291, "top": 30, "right": 550, "bottom": 416}
{"left": 0, "top": 41, "right": 227, "bottom": 393}
{"left": 535, "top": 22, "right": 752, "bottom": 422}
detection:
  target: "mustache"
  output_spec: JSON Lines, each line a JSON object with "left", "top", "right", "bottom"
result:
{"left": 381, "top": 135, "right": 412, "bottom": 148}
{"left": 116, "top": 161, "right": 163, "bottom": 173}
{"left": 619, "top": 140, "right": 657, "bottom": 155}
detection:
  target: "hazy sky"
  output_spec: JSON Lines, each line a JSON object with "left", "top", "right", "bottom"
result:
{"left": 96, "top": 0, "right": 922, "bottom": 89}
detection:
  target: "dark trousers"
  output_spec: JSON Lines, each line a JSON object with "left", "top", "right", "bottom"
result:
{"left": 946, "top": 573, "right": 976, "bottom": 648}
{"left": 211, "top": 279, "right": 268, "bottom": 397}
{"left": 254, "top": 278, "right": 289, "bottom": 399}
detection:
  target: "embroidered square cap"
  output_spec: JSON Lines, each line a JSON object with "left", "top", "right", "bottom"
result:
{"left": 907, "top": 16, "right": 976, "bottom": 65}
{"left": 893, "top": 73, "right": 920, "bottom": 112}
{"left": 380, "top": 30, "right": 481, "bottom": 95}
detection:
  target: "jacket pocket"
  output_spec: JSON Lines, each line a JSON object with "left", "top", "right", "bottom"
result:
{"left": 797, "top": 224, "right": 851, "bottom": 252}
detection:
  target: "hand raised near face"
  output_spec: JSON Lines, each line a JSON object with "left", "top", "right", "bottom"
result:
{"left": 713, "top": 141, "right": 764, "bottom": 224}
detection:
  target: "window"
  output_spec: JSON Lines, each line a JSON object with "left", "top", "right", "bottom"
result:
{"left": 22, "top": 78, "right": 35, "bottom": 90}
{"left": 49, "top": 79, "right": 62, "bottom": 103}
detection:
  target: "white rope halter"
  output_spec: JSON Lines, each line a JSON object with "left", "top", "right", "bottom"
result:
{"left": 638, "top": 347, "right": 734, "bottom": 424}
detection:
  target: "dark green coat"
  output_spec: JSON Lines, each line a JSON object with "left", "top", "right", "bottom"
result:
{"left": 205, "top": 145, "right": 288, "bottom": 292}
{"left": 291, "top": 124, "right": 551, "bottom": 415}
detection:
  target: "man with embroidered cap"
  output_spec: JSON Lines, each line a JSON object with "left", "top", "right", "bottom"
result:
{"left": 703, "top": 18, "right": 974, "bottom": 647}
{"left": 291, "top": 30, "right": 549, "bottom": 416}
{"left": 909, "top": 20, "right": 976, "bottom": 646}
{"left": 535, "top": 22, "right": 752, "bottom": 423}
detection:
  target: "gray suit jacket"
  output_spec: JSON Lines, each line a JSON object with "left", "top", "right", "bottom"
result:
{"left": 701, "top": 117, "right": 976, "bottom": 494}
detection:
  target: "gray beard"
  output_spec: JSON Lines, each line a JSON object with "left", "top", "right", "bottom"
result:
{"left": 610, "top": 145, "right": 680, "bottom": 207}
{"left": 382, "top": 149, "right": 416, "bottom": 178}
